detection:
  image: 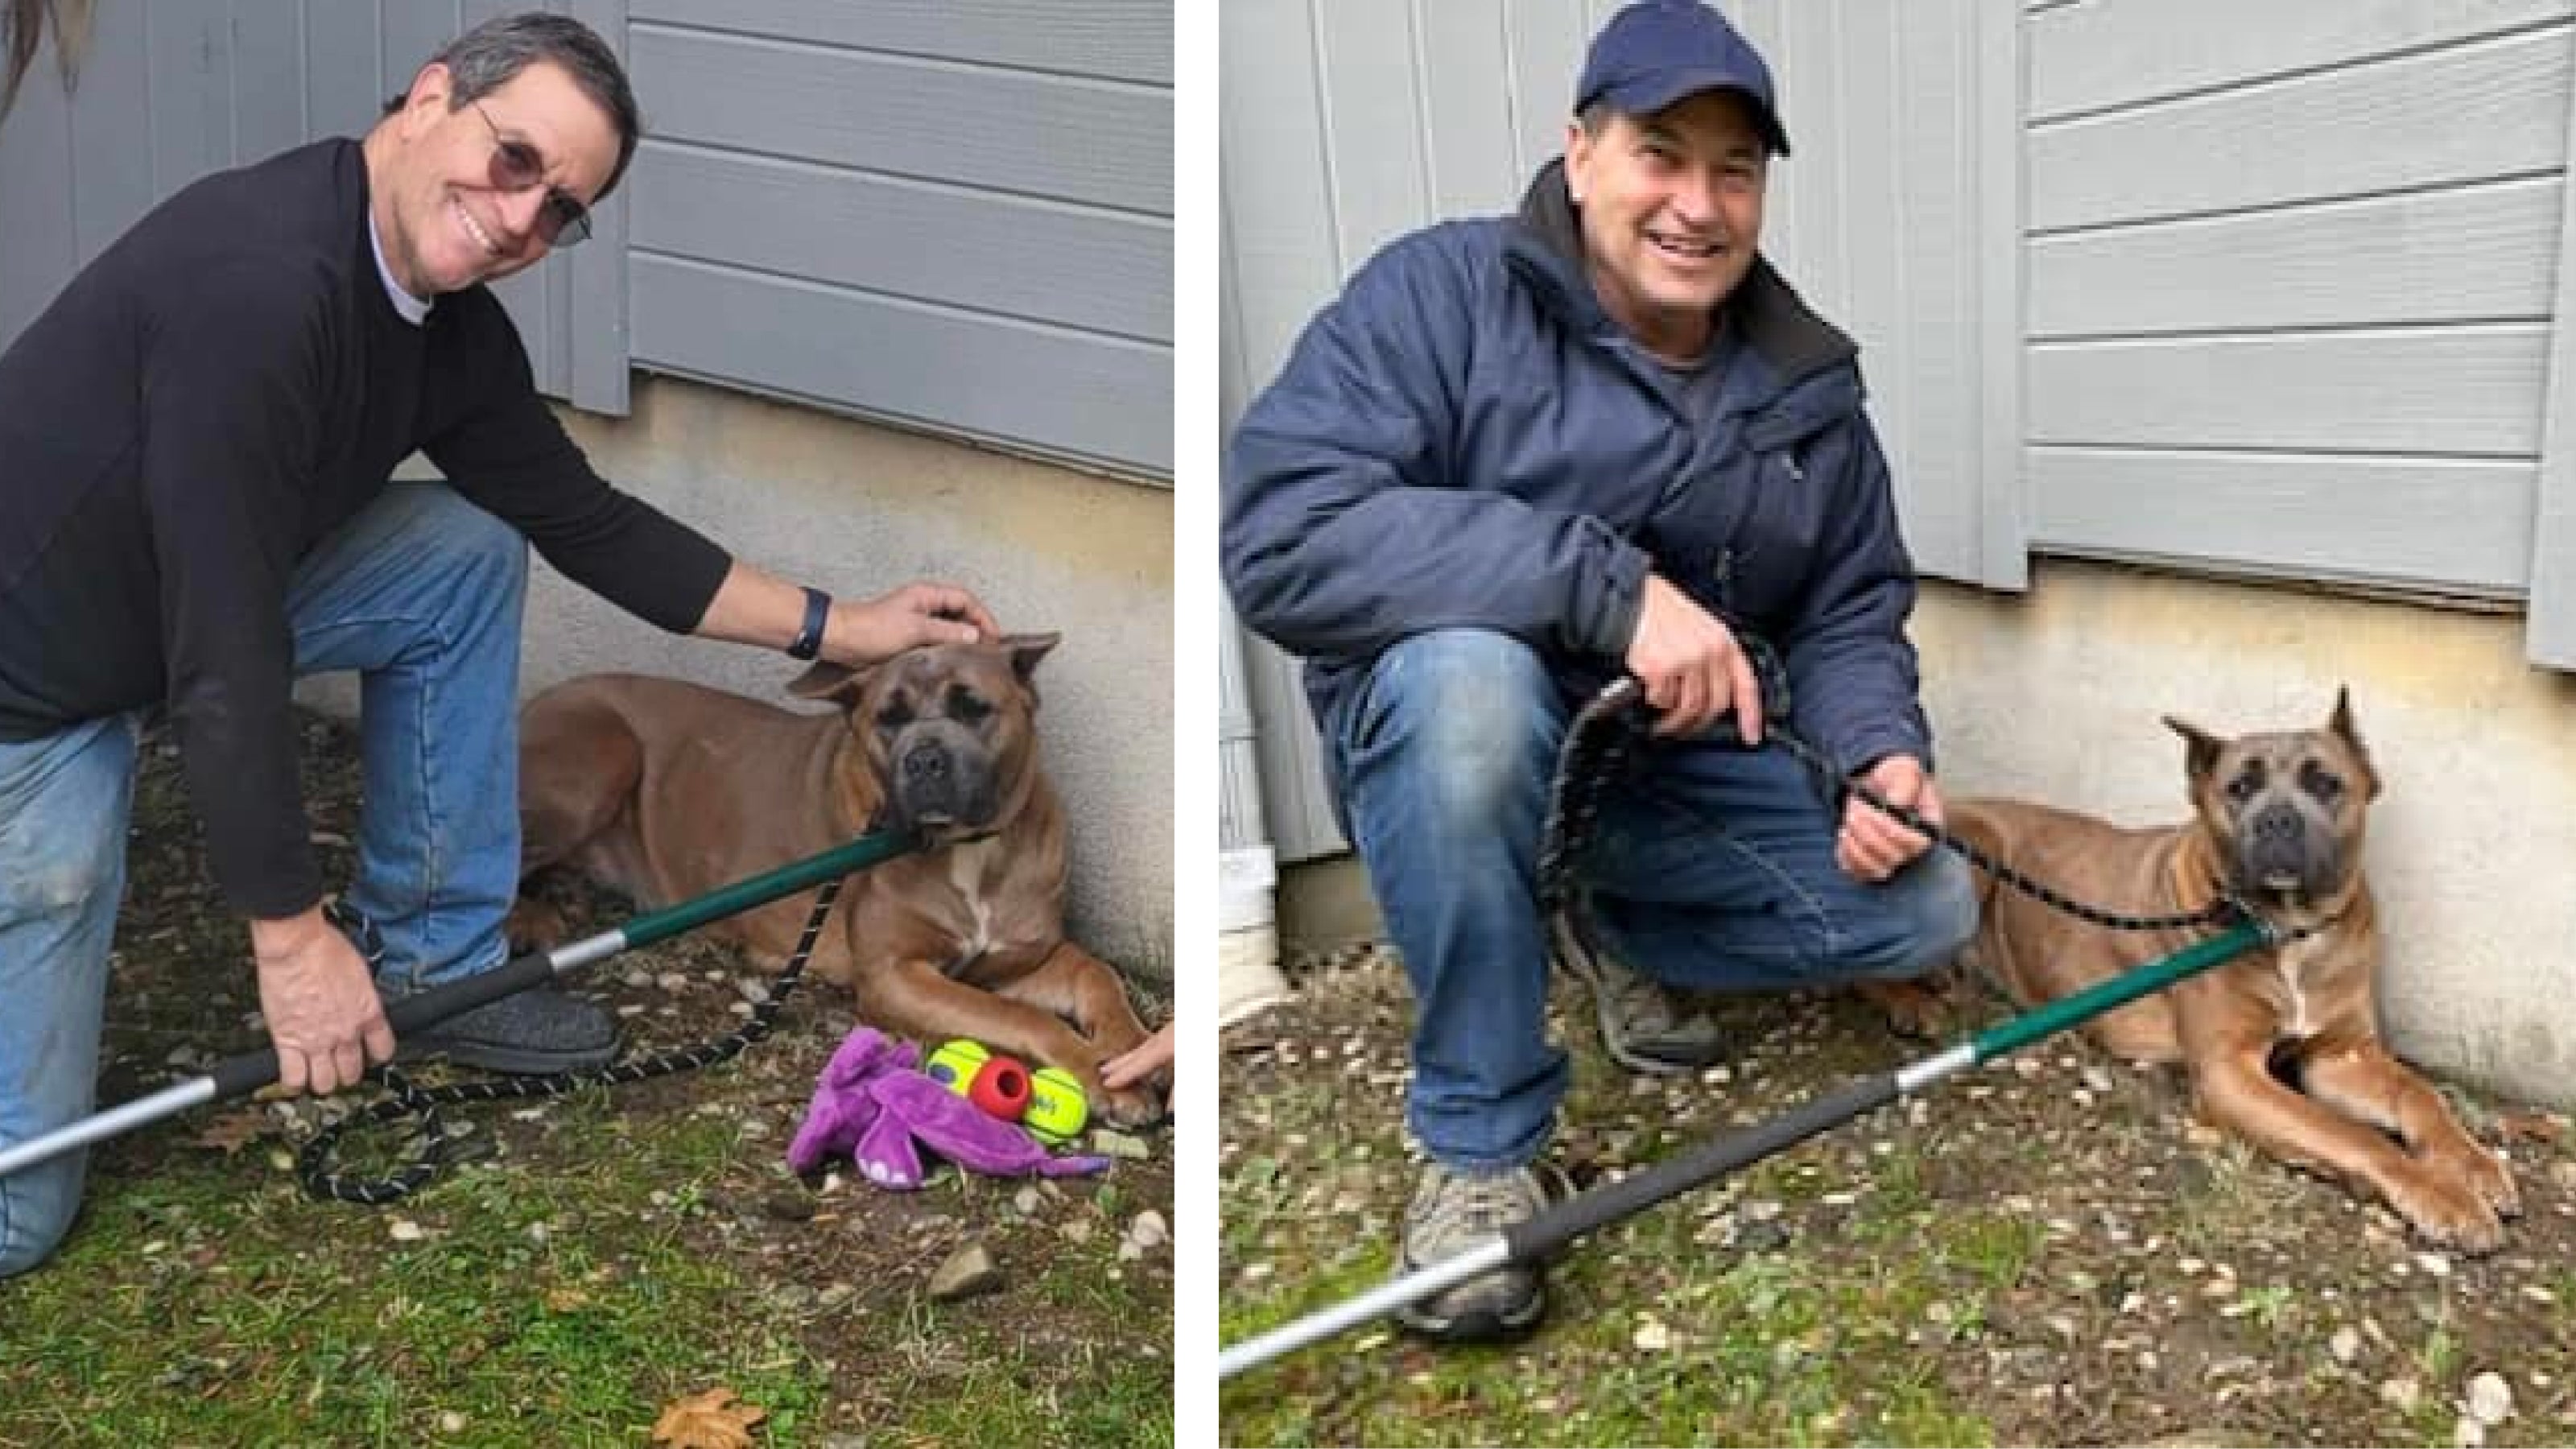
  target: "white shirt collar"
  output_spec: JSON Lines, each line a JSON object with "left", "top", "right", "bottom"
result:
{"left": 366, "top": 211, "right": 432, "bottom": 326}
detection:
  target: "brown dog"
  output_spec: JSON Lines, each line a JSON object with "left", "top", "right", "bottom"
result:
{"left": 512, "top": 634, "right": 1163, "bottom": 1126}
{"left": 1939, "top": 691, "right": 2517, "bottom": 1251}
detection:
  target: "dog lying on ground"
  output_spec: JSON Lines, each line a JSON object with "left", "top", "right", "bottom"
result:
{"left": 1918, "top": 691, "right": 2516, "bottom": 1251}
{"left": 511, "top": 634, "right": 1165, "bottom": 1127}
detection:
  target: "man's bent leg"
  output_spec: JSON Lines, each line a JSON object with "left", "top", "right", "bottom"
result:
{"left": 1579, "top": 739, "right": 1978, "bottom": 993}
{"left": 1329, "top": 630, "right": 1572, "bottom": 1340}
{"left": 0, "top": 716, "right": 139, "bottom": 1276}
{"left": 1330, "top": 629, "right": 1569, "bottom": 1168}
{"left": 287, "top": 483, "right": 613, "bottom": 1073}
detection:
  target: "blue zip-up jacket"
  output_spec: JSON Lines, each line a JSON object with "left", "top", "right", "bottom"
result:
{"left": 1223, "top": 159, "right": 1930, "bottom": 779}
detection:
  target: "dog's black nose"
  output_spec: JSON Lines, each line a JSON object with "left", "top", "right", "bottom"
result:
{"left": 2253, "top": 805, "right": 2301, "bottom": 843}
{"left": 902, "top": 743, "right": 951, "bottom": 782}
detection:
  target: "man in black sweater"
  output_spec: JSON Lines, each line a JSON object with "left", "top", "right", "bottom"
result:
{"left": 0, "top": 13, "right": 996, "bottom": 1277}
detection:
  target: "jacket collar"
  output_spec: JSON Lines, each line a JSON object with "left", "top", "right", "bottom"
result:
{"left": 1505, "top": 157, "right": 1857, "bottom": 389}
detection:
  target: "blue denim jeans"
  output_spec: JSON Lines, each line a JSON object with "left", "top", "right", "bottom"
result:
{"left": 0, "top": 482, "right": 526, "bottom": 1276}
{"left": 1327, "top": 628, "right": 1977, "bottom": 1172}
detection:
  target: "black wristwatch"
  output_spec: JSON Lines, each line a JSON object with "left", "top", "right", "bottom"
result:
{"left": 786, "top": 586, "right": 832, "bottom": 661}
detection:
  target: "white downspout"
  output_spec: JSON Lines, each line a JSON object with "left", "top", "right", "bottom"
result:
{"left": 1218, "top": 597, "right": 1290, "bottom": 1025}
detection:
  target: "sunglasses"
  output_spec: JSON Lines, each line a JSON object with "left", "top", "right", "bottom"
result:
{"left": 472, "top": 101, "right": 592, "bottom": 247}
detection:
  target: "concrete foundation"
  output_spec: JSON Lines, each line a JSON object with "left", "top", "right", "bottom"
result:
{"left": 1273, "top": 558, "right": 2576, "bottom": 1108}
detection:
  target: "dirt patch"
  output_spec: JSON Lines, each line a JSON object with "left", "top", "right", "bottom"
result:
{"left": 1220, "top": 943, "right": 2576, "bottom": 1447}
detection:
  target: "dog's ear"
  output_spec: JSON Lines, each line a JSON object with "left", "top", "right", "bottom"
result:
{"left": 2161, "top": 714, "right": 2226, "bottom": 782}
{"left": 1002, "top": 632, "right": 1060, "bottom": 683}
{"left": 786, "top": 661, "right": 867, "bottom": 707}
{"left": 2326, "top": 684, "right": 2383, "bottom": 800}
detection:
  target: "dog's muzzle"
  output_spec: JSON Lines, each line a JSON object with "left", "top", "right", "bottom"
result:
{"left": 2240, "top": 800, "right": 2343, "bottom": 899}
{"left": 890, "top": 726, "right": 999, "bottom": 833}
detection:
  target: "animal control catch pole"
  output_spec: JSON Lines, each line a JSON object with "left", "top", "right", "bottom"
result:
{"left": 1216, "top": 918, "right": 2271, "bottom": 1381}
{"left": 0, "top": 828, "right": 922, "bottom": 1184}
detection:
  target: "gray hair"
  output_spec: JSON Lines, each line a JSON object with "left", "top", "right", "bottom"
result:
{"left": 382, "top": 11, "right": 642, "bottom": 200}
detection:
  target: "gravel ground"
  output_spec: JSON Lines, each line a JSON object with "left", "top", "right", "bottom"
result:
{"left": 1219, "top": 943, "right": 2576, "bottom": 1447}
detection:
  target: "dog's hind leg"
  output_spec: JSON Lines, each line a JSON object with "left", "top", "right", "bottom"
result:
{"left": 516, "top": 691, "right": 646, "bottom": 877}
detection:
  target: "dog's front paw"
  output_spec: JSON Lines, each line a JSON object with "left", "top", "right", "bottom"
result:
{"left": 1097, "top": 1081, "right": 1167, "bottom": 1131}
{"left": 2387, "top": 1165, "right": 2507, "bottom": 1255}
{"left": 2423, "top": 1137, "right": 2520, "bottom": 1222}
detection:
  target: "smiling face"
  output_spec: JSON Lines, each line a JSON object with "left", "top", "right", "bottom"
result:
{"left": 365, "top": 60, "right": 617, "bottom": 297}
{"left": 1562, "top": 88, "right": 1769, "bottom": 363}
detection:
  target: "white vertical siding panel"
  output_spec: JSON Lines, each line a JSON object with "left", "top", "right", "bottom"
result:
{"left": 1977, "top": 0, "right": 2029, "bottom": 587}
{"left": 0, "top": 19, "right": 76, "bottom": 345}
{"left": 1415, "top": 0, "right": 1524, "bottom": 217}
{"left": 148, "top": 0, "right": 235, "bottom": 198}
{"left": 67, "top": 2, "right": 151, "bottom": 264}
{"left": 2527, "top": 35, "right": 2576, "bottom": 665}
{"left": 231, "top": 2, "right": 311, "bottom": 164}
{"left": 1315, "top": 0, "right": 1431, "bottom": 267}
{"left": 302, "top": 0, "right": 382, "bottom": 140}
{"left": 1505, "top": 0, "right": 1587, "bottom": 187}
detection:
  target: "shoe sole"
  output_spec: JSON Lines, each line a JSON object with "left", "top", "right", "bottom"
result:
{"left": 396, "top": 1038, "right": 618, "bottom": 1077}
{"left": 1391, "top": 1273, "right": 1546, "bottom": 1343}
{"left": 1549, "top": 914, "right": 1707, "bottom": 1077}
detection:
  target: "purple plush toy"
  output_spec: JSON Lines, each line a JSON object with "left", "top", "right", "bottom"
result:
{"left": 787, "top": 1027, "right": 1110, "bottom": 1188}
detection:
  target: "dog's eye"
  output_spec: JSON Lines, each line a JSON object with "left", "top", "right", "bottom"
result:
{"left": 2301, "top": 762, "right": 2344, "bottom": 805}
{"left": 2224, "top": 770, "right": 2261, "bottom": 804}
{"left": 948, "top": 687, "right": 993, "bottom": 725}
{"left": 875, "top": 700, "right": 914, "bottom": 734}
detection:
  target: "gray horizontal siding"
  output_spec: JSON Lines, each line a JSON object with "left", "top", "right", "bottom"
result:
{"left": 0, "top": 0, "right": 617, "bottom": 409}
{"left": 631, "top": 143, "right": 1167, "bottom": 343}
{"left": 632, "top": 254, "right": 1169, "bottom": 473}
{"left": 629, "top": 0, "right": 1169, "bottom": 85}
{"left": 624, "top": 10, "right": 1170, "bottom": 477}
{"left": 2029, "top": 25, "right": 2573, "bottom": 234}
{"left": 2028, "top": 449, "right": 2535, "bottom": 596}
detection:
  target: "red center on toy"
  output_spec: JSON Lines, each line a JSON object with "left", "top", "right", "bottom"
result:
{"left": 968, "top": 1057, "right": 1032, "bottom": 1120}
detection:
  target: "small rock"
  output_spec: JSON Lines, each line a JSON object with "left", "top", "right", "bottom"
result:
{"left": 2329, "top": 1327, "right": 2361, "bottom": 1364}
{"left": 2381, "top": 1377, "right": 2422, "bottom": 1412}
{"left": 1013, "top": 1187, "right": 1042, "bottom": 1215}
{"left": 2466, "top": 1371, "right": 2512, "bottom": 1426}
{"left": 1129, "top": 1210, "right": 1169, "bottom": 1249}
{"left": 655, "top": 972, "right": 688, "bottom": 993}
{"left": 2414, "top": 1251, "right": 2453, "bottom": 1279}
{"left": 389, "top": 1220, "right": 424, "bottom": 1243}
{"left": 438, "top": 1411, "right": 466, "bottom": 1434}
{"left": 2454, "top": 1418, "right": 2483, "bottom": 1449}
{"left": 927, "top": 1243, "right": 1001, "bottom": 1302}
{"left": 1091, "top": 1129, "right": 1151, "bottom": 1159}
{"left": 1059, "top": 1219, "right": 1096, "bottom": 1246}
{"left": 1633, "top": 1318, "right": 1671, "bottom": 1351}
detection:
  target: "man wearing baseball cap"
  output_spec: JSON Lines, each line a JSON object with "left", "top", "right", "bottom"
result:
{"left": 1222, "top": 0, "right": 1975, "bottom": 1341}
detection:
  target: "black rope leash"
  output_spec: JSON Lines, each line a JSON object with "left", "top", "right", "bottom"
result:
{"left": 296, "top": 879, "right": 844, "bottom": 1204}
{"left": 1538, "top": 637, "right": 2268, "bottom": 940}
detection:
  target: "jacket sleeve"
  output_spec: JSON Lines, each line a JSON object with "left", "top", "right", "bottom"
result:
{"left": 139, "top": 260, "right": 335, "bottom": 919}
{"left": 1778, "top": 415, "right": 1932, "bottom": 774}
{"left": 1221, "top": 230, "right": 1649, "bottom": 665}
{"left": 423, "top": 299, "right": 733, "bottom": 634}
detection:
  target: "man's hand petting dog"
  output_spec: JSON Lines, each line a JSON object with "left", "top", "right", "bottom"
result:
{"left": 513, "top": 633, "right": 1166, "bottom": 1129}
{"left": 1933, "top": 691, "right": 2517, "bottom": 1252}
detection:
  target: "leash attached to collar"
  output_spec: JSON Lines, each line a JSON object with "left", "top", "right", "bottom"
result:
{"left": 1542, "top": 636, "right": 2301, "bottom": 944}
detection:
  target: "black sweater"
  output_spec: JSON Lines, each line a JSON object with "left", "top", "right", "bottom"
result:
{"left": 0, "top": 138, "right": 733, "bottom": 919}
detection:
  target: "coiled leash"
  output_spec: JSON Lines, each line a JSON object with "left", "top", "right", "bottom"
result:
{"left": 1220, "top": 638, "right": 2297, "bottom": 1381}
{"left": 1542, "top": 637, "right": 2261, "bottom": 938}
{"left": 297, "top": 883, "right": 844, "bottom": 1204}
{"left": 0, "top": 830, "right": 923, "bottom": 1194}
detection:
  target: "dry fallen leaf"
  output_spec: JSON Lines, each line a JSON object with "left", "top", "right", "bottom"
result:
{"left": 652, "top": 1387, "right": 766, "bottom": 1449}
{"left": 190, "top": 1109, "right": 269, "bottom": 1154}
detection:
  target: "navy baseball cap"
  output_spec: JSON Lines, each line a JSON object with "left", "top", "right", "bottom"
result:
{"left": 1575, "top": 1, "right": 1790, "bottom": 156}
